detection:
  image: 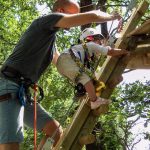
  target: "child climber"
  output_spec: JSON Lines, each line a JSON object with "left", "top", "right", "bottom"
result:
{"left": 56, "top": 28, "right": 129, "bottom": 109}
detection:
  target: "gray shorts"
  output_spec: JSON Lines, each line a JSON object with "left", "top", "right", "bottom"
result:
{"left": 0, "top": 78, "right": 53, "bottom": 144}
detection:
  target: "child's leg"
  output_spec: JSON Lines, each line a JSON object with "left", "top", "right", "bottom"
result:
{"left": 84, "top": 80, "right": 111, "bottom": 110}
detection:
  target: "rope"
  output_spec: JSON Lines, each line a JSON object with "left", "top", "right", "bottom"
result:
{"left": 33, "top": 84, "right": 38, "bottom": 150}
{"left": 18, "top": 84, "right": 26, "bottom": 106}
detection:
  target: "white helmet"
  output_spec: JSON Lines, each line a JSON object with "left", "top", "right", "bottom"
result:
{"left": 80, "top": 28, "right": 104, "bottom": 41}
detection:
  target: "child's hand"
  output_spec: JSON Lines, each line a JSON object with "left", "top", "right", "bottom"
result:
{"left": 108, "top": 48, "right": 130, "bottom": 56}
{"left": 119, "top": 49, "right": 130, "bottom": 55}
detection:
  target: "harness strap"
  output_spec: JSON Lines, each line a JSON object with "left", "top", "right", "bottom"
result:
{"left": 82, "top": 41, "right": 97, "bottom": 72}
{"left": 1, "top": 66, "right": 44, "bottom": 103}
{"left": 1, "top": 66, "right": 32, "bottom": 87}
{"left": 18, "top": 84, "right": 26, "bottom": 106}
{"left": 69, "top": 49, "right": 93, "bottom": 83}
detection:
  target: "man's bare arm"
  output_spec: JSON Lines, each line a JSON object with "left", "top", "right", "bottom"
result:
{"left": 55, "top": 10, "right": 121, "bottom": 28}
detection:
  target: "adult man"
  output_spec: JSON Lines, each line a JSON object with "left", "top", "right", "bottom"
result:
{"left": 0, "top": 0, "right": 122, "bottom": 149}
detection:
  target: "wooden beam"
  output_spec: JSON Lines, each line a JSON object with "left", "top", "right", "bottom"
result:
{"left": 126, "top": 44, "right": 150, "bottom": 69}
{"left": 134, "top": 44, "right": 150, "bottom": 54}
{"left": 54, "top": 96, "right": 91, "bottom": 150}
{"left": 127, "top": 19, "right": 150, "bottom": 36}
{"left": 127, "top": 53, "right": 150, "bottom": 69}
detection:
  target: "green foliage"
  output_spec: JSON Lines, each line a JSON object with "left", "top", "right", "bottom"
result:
{"left": 0, "top": 0, "right": 39, "bottom": 65}
{"left": 95, "top": 81, "right": 150, "bottom": 149}
{"left": 39, "top": 65, "right": 75, "bottom": 123}
{"left": 0, "top": 0, "right": 150, "bottom": 149}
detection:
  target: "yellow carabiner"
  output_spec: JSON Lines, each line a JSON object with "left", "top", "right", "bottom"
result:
{"left": 94, "top": 80, "right": 106, "bottom": 96}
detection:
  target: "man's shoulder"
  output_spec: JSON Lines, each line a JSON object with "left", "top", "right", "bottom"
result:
{"left": 38, "top": 13, "right": 64, "bottom": 19}
{"left": 33, "top": 13, "right": 64, "bottom": 30}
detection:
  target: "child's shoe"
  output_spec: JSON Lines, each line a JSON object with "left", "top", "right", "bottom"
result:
{"left": 90, "top": 97, "right": 111, "bottom": 110}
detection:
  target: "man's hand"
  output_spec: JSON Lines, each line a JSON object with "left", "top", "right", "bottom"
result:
{"left": 111, "top": 11, "right": 122, "bottom": 20}
{"left": 55, "top": 10, "right": 122, "bottom": 28}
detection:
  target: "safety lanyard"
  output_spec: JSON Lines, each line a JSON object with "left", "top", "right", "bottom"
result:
{"left": 82, "top": 41, "right": 98, "bottom": 72}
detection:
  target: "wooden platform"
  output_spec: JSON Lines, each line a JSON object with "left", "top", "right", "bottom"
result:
{"left": 127, "top": 19, "right": 150, "bottom": 36}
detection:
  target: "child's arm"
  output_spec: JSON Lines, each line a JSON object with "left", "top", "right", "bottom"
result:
{"left": 87, "top": 42, "right": 129, "bottom": 57}
{"left": 107, "top": 48, "right": 129, "bottom": 56}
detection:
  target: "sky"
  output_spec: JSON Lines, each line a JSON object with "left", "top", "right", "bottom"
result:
{"left": 122, "top": 69, "right": 150, "bottom": 84}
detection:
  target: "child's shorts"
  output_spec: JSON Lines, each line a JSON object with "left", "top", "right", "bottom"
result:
{"left": 56, "top": 53, "right": 90, "bottom": 85}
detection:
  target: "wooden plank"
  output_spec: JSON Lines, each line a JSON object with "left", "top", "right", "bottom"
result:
{"left": 115, "top": 1, "right": 149, "bottom": 48}
{"left": 127, "top": 19, "right": 150, "bottom": 36}
{"left": 127, "top": 54, "right": 150, "bottom": 69}
{"left": 68, "top": 1, "right": 149, "bottom": 149}
{"left": 126, "top": 44, "right": 150, "bottom": 69}
{"left": 54, "top": 1, "right": 149, "bottom": 150}
{"left": 71, "top": 113, "right": 97, "bottom": 150}
{"left": 134, "top": 44, "right": 150, "bottom": 54}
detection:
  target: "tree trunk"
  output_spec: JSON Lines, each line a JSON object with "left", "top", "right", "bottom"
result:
{"left": 97, "top": 0, "right": 109, "bottom": 38}
{"left": 80, "top": 0, "right": 94, "bottom": 30}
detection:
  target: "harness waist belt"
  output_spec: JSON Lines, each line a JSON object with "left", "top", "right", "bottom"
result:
{"left": 1, "top": 66, "right": 33, "bottom": 86}
{"left": 1, "top": 66, "right": 20, "bottom": 78}
{"left": 0, "top": 66, "right": 44, "bottom": 102}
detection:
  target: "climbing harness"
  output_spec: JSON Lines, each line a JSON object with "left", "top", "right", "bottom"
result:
{"left": 1, "top": 66, "right": 44, "bottom": 104}
{"left": 69, "top": 40, "right": 106, "bottom": 98}
{"left": 69, "top": 48, "right": 92, "bottom": 98}
{"left": 82, "top": 41, "right": 98, "bottom": 72}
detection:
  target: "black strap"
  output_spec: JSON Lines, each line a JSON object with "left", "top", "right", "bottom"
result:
{"left": 1, "top": 66, "right": 44, "bottom": 103}
{"left": 1, "top": 66, "right": 21, "bottom": 78}
{"left": 1, "top": 66, "right": 33, "bottom": 87}
{"left": 0, "top": 93, "right": 11, "bottom": 102}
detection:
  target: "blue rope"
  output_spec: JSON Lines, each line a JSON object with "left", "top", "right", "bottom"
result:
{"left": 18, "top": 84, "right": 26, "bottom": 106}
